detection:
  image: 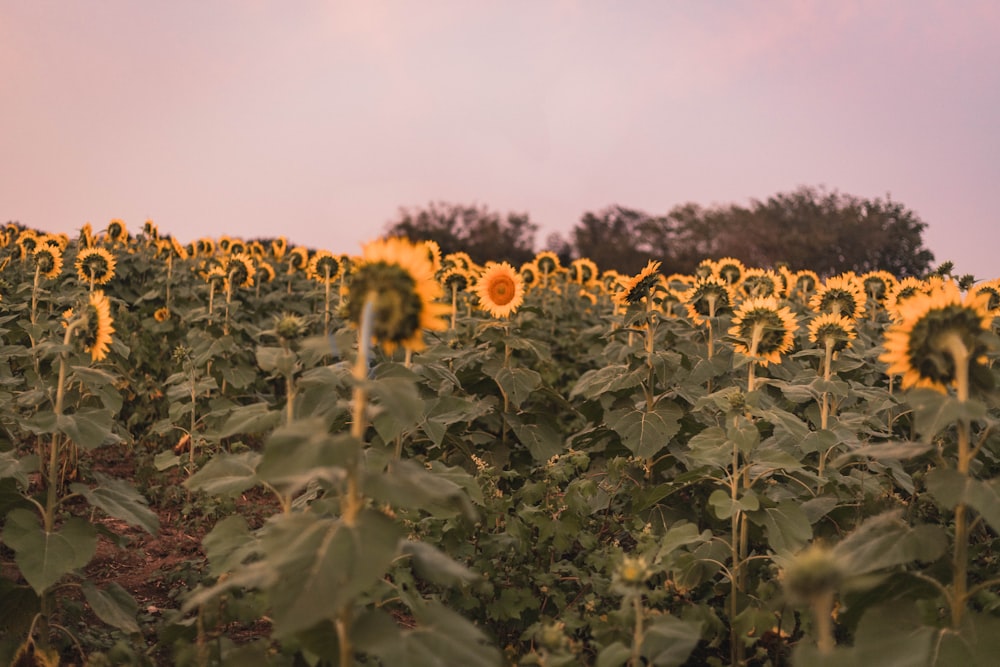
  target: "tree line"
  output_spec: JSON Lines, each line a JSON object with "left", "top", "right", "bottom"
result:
{"left": 384, "top": 186, "right": 936, "bottom": 278}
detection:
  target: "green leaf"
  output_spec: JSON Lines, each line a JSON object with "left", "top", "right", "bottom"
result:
{"left": 365, "top": 459, "right": 476, "bottom": 520}
{"left": 708, "top": 488, "right": 758, "bottom": 520}
{"left": 641, "top": 615, "right": 702, "bottom": 666}
{"left": 570, "top": 364, "right": 642, "bottom": 399}
{"left": 217, "top": 402, "right": 281, "bottom": 438}
{"left": 799, "top": 429, "right": 840, "bottom": 455}
{"left": 0, "top": 450, "right": 30, "bottom": 487}
{"left": 184, "top": 451, "right": 261, "bottom": 497}
{"left": 202, "top": 515, "right": 260, "bottom": 576}
{"left": 505, "top": 412, "right": 563, "bottom": 462}
{"left": 219, "top": 363, "right": 257, "bottom": 390}
{"left": 657, "top": 522, "right": 709, "bottom": 563}
{"left": 833, "top": 511, "right": 946, "bottom": 576}
{"left": 257, "top": 422, "right": 359, "bottom": 495}
{"left": 608, "top": 401, "right": 683, "bottom": 460}
{"left": 907, "top": 388, "right": 987, "bottom": 438}
{"left": 370, "top": 374, "right": 424, "bottom": 442}
{"left": 596, "top": 642, "right": 632, "bottom": 667}
{"left": 684, "top": 426, "right": 729, "bottom": 468}
{"left": 753, "top": 501, "right": 812, "bottom": 555}
{"left": 926, "top": 469, "right": 1000, "bottom": 534}
{"left": 494, "top": 367, "right": 542, "bottom": 410}
{"left": 255, "top": 345, "right": 296, "bottom": 376}
{"left": 2, "top": 509, "right": 97, "bottom": 595}
{"left": 82, "top": 581, "right": 140, "bottom": 634}
{"left": 400, "top": 540, "right": 480, "bottom": 587}
{"left": 262, "top": 509, "right": 403, "bottom": 638}
{"left": 58, "top": 407, "right": 115, "bottom": 450}
{"left": 71, "top": 472, "right": 158, "bottom": 534}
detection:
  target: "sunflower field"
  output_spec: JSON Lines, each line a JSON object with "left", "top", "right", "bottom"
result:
{"left": 1, "top": 220, "right": 1000, "bottom": 666}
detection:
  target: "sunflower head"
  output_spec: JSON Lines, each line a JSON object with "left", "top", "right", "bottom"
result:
{"left": 476, "top": 261, "right": 525, "bottom": 319}
{"left": 695, "top": 259, "right": 716, "bottom": 279}
{"left": 860, "top": 271, "right": 897, "bottom": 304}
{"left": 346, "top": 237, "right": 449, "bottom": 353}
{"left": 196, "top": 238, "right": 216, "bottom": 256}
{"left": 287, "top": 246, "right": 310, "bottom": 273}
{"left": 519, "top": 261, "right": 540, "bottom": 290}
{"left": 419, "top": 240, "right": 442, "bottom": 274}
{"left": 613, "top": 260, "right": 662, "bottom": 306}
{"left": 443, "top": 251, "right": 473, "bottom": 272}
{"left": 740, "top": 268, "right": 785, "bottom": 299}
{"left": 728, "top": 296, "right": 798, "bottom": 366}
{"left": 153, "top": 307, "right": 171, "bottom": 322}
{"left": 275, "top": 312, "right": 308, "bottom": 341}
{"left": 33, "top": 246, "right": 64, "bottom": 279}
{"left": 142, "top": 219, "right": 159, "bottom": 240}
{"left": 569, "top": 258, "right": 600, "bottom": 285}
{"left": 809, "top": 275, "right": 865, "bottom": 319}
{"left": 807, "top": 312, "right": 857, "bottom": 353}
{"left": 257, "top": 260, "right": 276, "bottom": 283}
{"left": 534, "top": 250, "right": 561, "bottom": 275}
{"left": 271, "top": 237, "right": 288, "bottom": 261}
{"left": 75, "top": 247, "right": 117, "bottom": 285}
{"left": 226, "top": 253, "right": 255, "bottom": 288}
{"left": 684, "top": 276, "right": 736, "bottom": 325}
{"left": 886, "top": 277, "right": 930, "bottom": 321}
{"left": 715, "top": 257, "right": 745, "bottom": 285}
{"left": 68, "top": 290, "right": 116, "bottom": 362}
{"left": 441, "top": 267, "right": 472, "bottom": 292}
{"left": 106, "top": 219, "right": 128, "bottom": 245}
{"left": 880, "top": 281, "right": 993, "bottom": 393}
{"left": 970, "top": 280, "right": 1000, "bottom": 315}
{"left": 307, "top": 250, "right": 341, "bottom": 283}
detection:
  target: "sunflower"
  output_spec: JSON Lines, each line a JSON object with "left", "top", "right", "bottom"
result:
{"left": 807, "top": 312, "right": 857, "bottom": 353}
{"left": 257, "top": 260, "right": 276, "bottom": 283}
{"left": 226, "top": 253, "right": 255, "bottom": 288}
{"left": 728, "top": 296, "right": 798, "bottom": 366}
{"left": 228, "top": 239, "right": 247, "bottom": 256}
{"left": 684, "top": 276, "right": 736, "bottom": 325}
{"left": 476, "top": 261, "right": 525, "bottom": 319}
{"left": 880, "top": 281, "right": 992, "bottom": 394}
{"left": 105, "top": 219, "right": 128, "bottom": 245}
{"left": 860, "top": 271, "right": 897, "bottom": 304}
{"left": 142, "top": 219, "right": 159, "bottom": 240}
{"left": 204, "top": 265, "right": 227, "bottom": 289}
{"left": 307, "top": 250, "right": 341, "bottom": 283}
{"left": 153, "top": 307, "right": 171, "bottom": 322}
{"left": 570, "top": 258, "right": 600, "bottom": 286}
{"left": 715, "top": 257, "right": 745, "bottom": 285}
{"left": 420, "top": 240, "right": 442, "bottom": 274}
{"left": 73, "top": 290, "right": 116, "bottom": 362}
{"left": 346, "top": 237, "right": 449, "bottom": 353}
{"left": 695, "top": 258, "right": 716, "bottom": 279}
{"left": 16, "top": 232, "right": 38, "bottom": 259}
{"left": 740, "top": 268, "right": 785, "bottom": 299}
{"left": 534, "top": 250, "right": 561, "bottom": 276}
{"left": 809, "top": 275, "right": 865, "bottom": 319}
{"left": 75, "top": 247, "right": 117, "bottom": 286}
{"left": 886, "top": 277, "right": 930, "bottom": 321}
{"left": 218, "top": 236, "right": 233, "bottom": 253}
{"left": 287, "top": 246, "right": 310, "bottom": 273}
{"left": 33, "top": 246, "right": 64, "bottom": 279}
{"left": 271, "top": 236, "right": 288, "bottom": 261}
{"left": 79, "top": 223, "right": 96, "bottom": 249}
{"left": 791, "top": 270, "right": 820, "bottom": 299}
{"left": 443, "top": 251, "right": 473, "bottom": 272}
{"left": 519, "top": 261, "right": 540, "bottom": 290}
{"left": 614, "top": 260, "right": 662, "bottom": 306}
{"left": 196, "top": 238, "right": 216, "bottom": 256}
{"left": 970, "top": 280, "right": 1000, "bottom": 315}
{"left": 441, "top": 266, "right": 472, "bottom": 293}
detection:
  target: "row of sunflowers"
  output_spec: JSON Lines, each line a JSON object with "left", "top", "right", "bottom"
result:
{"left": 1, "top": 218, "right": 999, "bottom": 666}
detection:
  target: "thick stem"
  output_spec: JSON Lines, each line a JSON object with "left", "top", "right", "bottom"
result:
{"left": 814, "top": 590, "right": 835, "bottom": 654}
{"left": 631, "top": 593, "right": 644, "bottom": 667}
{"left": 346, "top": 297, "right": 375, "bottom": 526}
{"left": 941, "top": 332, "right": 971, "bottom": 628}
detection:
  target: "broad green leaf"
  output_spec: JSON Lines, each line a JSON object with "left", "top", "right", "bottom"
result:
{"left": 494, "top": 367, "right": 542, "bottom": 410}
{"left": 0, "top": 450, "right": 29, "bottom": 487}
{"left": 219, "top": 363, "right": 258, "bottom": 390}
{"left": 421, "top": 395, "right": 491, "bottom": 447}
{"left": 71, "top": 472, "right": 158, "bottom": 534}
{"left": 708, "top": 488, "right": 758, "bottom": 520}
{"left": 58, "top": 408, "right": 115, "bottom": 450}
{"left": 798, "top": 429, "right": 840, "bottom": 455}
{"left": 400, "top": 539, "right": 480, "bottom": 587}
{"left": 755, "top": 407, "right": 810, "bottom": 442}
{"left": 570, "top": 364, "right": 642, "bottom": 399}
{"left": 907, "top": 388, "right": 987, "bottom": 438}
{"left": 263, "top": 509, "right": 403, "bottom": 638}
{"left": 657, "top": 522, "right": 709, "bottom": 562}
{"left": 202, "top": 515, "right": 260, "bottom": 576}
{"left": 684, "top": 426, "right": 729, "bottom": 468}
{"left": 82, "top": 581, "right": 139, "bottom": 634}
{"left": 642, "top": 616, "right": 702, "bottom": 666}
{"left": 370, "top": 374, "right": 424, "bottom": 441}
{"left": 365, "top": 459, "right": 476, "bottom": 519}
{"left": 608, "top": 401, "right": 683, "bottom": 460}
{"left": 833, "top": 511, "right": 946, "bottom": 575}
{"left": 217, "top": 402, "right": 281, "bottom": 438}
{"left": 726, "top": 416, "right": 759, "bottom": 455}
{"left": 506, "top": 412, "right": 563, "bottom": 462}
{"left": 926, "top": 469, "right": 1000, "bottom": 534}
{"left": 257, "top": 422, "right": 359, "bottom": 494}
{"left": 184, "top": 451, "right": 261, "bottom": 497}
{"left": 2, "top": 510, "right": 97, "bottom": 595}
{"left": 752, "top": 501, "right": 812, "bottom": 555}
{"left": 255, "top": 345, "right": 294, "bottom": 374}
{"left": 596, "top": 641, "right": 632, "bottom": 667}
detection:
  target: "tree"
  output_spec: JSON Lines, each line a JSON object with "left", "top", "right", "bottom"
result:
{"left": 570, "top": 206, "right": 655, "bottom": 274}
{"left": 384, "top": 202, "right": 538, "bottom": 266}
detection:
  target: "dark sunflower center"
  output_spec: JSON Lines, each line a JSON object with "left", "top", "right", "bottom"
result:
{"left": 908, "top": 305, "right": 986, "bottom": 384}
{"left": 488, "top": 275, "right": 516, "bottom": 306}
{"left": 349, "top": 262, "right": 422, "bottom": 345}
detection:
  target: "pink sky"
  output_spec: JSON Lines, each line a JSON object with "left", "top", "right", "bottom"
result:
{"left": 3, "top": 1, "right": 999, "bottom": 279}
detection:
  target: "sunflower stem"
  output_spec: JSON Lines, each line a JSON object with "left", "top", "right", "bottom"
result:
{"left": 941, "top": 332, "right": 972, "bottom": 628}
{"left": 630, "top": 593, "right": 643, "bottom": 667}
{"left": 346, "top": 296, "right": 375, "bottom": 527}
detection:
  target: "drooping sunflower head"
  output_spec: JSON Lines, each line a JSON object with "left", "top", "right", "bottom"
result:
{"left": 695, "top": 258, "right": 716, "bottom": 279}
{"left": 970, "top": 279, "right": 1000, "bottom": 316}
{"left": 75, "top": 247, "right": 117, "bottom": 285}
{"left": 861, "top": 271, "right": 897, "bottom": 304}
{"left": 570, "top": 258, "right": 600, "bottom": 286}
{"left": 346, "top": 237, "right": 449, "bottom": 353}
{"left": 204, "top": 265, "right": 227, "bottom": 290}
{"left": 33, "top": 246, "right": 64, "bottom": 279}
{"left": 684, "top": 275, "right": 737, "bottom": 325}
{"left": 728, "top": 296, "right": 798, "bottom": 366}
{"left": 791, "top": 270, "right": 820, "bottom": 300}
{"left": 16, "top": 232, "right": 38, "bottom": 259}
{"left": 79, "top": 223, "right": 96, "bottom": 248}
{"left": 419, "top": 240, "right": 442, "bottom": 275}
{"left": 715, "top": 257, "right": 745, "bottom": 285}
{"left": 476, "top": 261, "right": 525, "bottom": 319}
{"left": 106, "top": 219, "right": 128, "bottom": 245}
{"left": 153, "top": 307, "right": 171, "bottom": 322}
{"left": 809, "top": 275, "right": 866, "bottom": 319}
{"left": 196, "top": 237, "right": 215, "bottom": 256}
{"left": 441, "top": 267, "right": 472, "bottom": 293}
{"left": 270, "top": 236, "right": 288, "bottom": 261}
{"left": 307, "top": 250, "right": 341, "bottom": 284}
{"left": 807, "top": 312, "right": 857, "bottom": 353}
{"left": 443, "top": 251, "right": 473, "bottom": 272}
{"left": 287, "top": 246, "right": 310, "bottom": 273}
{"left": 257, "top": 260, "right": 276, "bottom": 284}
{"left": 142, "top": 219, "right": 159, "bottom": 240}
{"left": 226, "top": 253, "right": 256, "bottom": 288}
{"left": 519, "top": 261, "right": 540, "bottom": 290}
{"left": 880, "top": 280, "right": 993, "bottom": 393}
{"left": 614, "top": 260, "right": 662, "bottom": 306}
{"left": 218, "top": 236, "right": 234, "bottom": 253}
{"left": 534, "top": 250, "right": 561, "bottom": 275}
{"left": 70, "top": 290, "right": 116, "bottom": 362}
{"left": 228, "top": 239, "right": 247, "bottom": 257}
{"left": 740, "top": 268, "right": 785, "bottom": 300}
{"left": 886, "top": 277, "right": 930, "bottom": 321}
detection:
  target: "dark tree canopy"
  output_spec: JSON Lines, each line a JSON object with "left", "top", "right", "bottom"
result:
{"left": 384, "top": 202, "right": 538, "bottom": 266}
{"left": 566, "top": 186, "right": 935, "bottom": 278}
